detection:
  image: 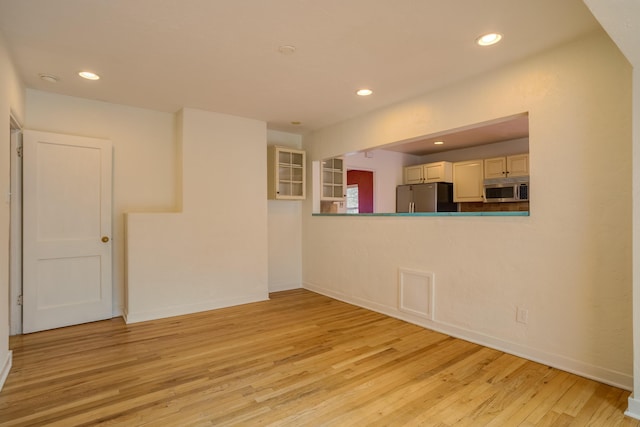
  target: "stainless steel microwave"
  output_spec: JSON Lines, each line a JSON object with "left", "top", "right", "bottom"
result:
{"left": 483, "top": 177, "right": 529, "bottom": 203}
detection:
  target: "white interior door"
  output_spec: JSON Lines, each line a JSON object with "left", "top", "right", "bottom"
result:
{"left": 23, "top": 130, "right": 113, "bottom": 333}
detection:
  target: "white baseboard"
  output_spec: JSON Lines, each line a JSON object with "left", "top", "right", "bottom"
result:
{"left": 0, "top": 350, "right": 12, "bottom": 392}
{"left": 112, "top": 305, "right": 124, "bottom": 318}
{"left": 123, "top": 292, "right": 269, "bottom": 324}
{"left": 268, "top": 282, "right": 302, "bottom": 293}
{"left": 303, "top": 282, "right": 633, "bottom": 391}
{"left": 626, "top": 395, "right": 640, "bottom": 420}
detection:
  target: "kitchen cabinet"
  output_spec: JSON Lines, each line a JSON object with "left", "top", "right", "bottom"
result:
{"left": 404, "top": 161, "right": 453, "bottom": 184}
{"left": 508, "top": 154, "right": 529, "bottom": 177}
{"left": 484, "top": 154, "right": 529, "bottom": 179}
{"left": 404, "top": 165, "right": 424, "bottom": 184}
{"left": 267, "top": 145, "right": 306, "bottom": 200}
{"left": 453, "top": 159, "right": 484, "bottom": 202}
{"left": 424, "top": 161, "right": 453, "bottom": 183}
{"left": 321, "top": 157, "right": 346, "bottom": 201}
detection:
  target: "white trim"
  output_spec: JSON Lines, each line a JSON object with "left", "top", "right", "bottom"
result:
{"left": 112, "top": 305, "right": 124, "bottom": 317}
{"left": 9, "top": 125, "right": 22, "bottom": 335}
{"left": 304, "top": 281, "right": 633, "bottom": 391}
{"left": 9, "top": 112, "right": 22, "bottom": 130}
{"left": 398, "top": 268, "right": 434, "bottom": 320}
{"left": 124, "top": 292, "right": 269, "bottom": 324}
{"left": 626, "top": 396, "right": 640, "bottom": 420}
{"left": 0, "top": 351, "right": 12, "bottom": 392}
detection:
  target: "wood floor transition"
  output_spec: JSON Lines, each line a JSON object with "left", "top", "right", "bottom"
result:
{"left": 1, "top": 289, "right": 637, "bottom": 426}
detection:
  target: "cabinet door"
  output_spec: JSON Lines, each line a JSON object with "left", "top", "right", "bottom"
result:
{"left": 404, "top": 165, "right": 424, "bottom": 184}
{"left": 507, "top": 154, "right": 529, "bottom": 177}
{"left": 484, "top": 157, "right": 507, "bottom": 179}
{"left": 321, "top": 157, "right": 346, "bottom": 201}
{"left": 453, "top": 160, "right": 484, "bottom": 202}
{"left": 267, "top": 146, "right": 306, "bottom": 200}
{"left": 424, "top": 161, "right": 452, "bottom": 183}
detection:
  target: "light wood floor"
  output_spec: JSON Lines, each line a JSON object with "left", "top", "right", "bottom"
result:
{"left": 1, "top": 289, "right": 638, "bottom": 426}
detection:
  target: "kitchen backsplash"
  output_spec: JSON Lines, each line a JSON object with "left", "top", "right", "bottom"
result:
{"left": 460, "top": 201, "right": 529, "bottom": 212}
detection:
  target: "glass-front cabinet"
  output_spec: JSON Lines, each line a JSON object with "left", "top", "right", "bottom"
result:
{"left": 321, "top": 157, "right": 346, "bottom": 201}
{"left": 267, "top": 146, "right": 306, "bottom": 200}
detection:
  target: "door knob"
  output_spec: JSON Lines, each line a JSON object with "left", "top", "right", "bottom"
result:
{"left": 101, "top": 236, "right": 110, "bottom": 243}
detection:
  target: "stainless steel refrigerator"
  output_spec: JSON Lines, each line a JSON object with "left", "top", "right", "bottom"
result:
{"left": 396, "top": 182, "right": 457, "bottom": 213}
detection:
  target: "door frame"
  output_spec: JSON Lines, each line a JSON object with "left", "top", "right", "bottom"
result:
{"left": 9, "top": 114, "right": 23, "bottom": 335}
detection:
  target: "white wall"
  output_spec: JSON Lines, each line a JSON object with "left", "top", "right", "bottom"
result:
{"left": 125, "top": 108, "right": 268, "bottom": 322}
{"left": 302, "top": 30, "right": 634, "bottom": 389}
{"left": 630, "top": 60, "right": 640, "bottom": 418}
{"left": 632, "top": 63, "right": 640, "bottom": 416}
{"left": 24, "top": 90, "right": 177, "bottom": 317}
{"left": 267, "top": 130, "right": 303, "bottom": 291}
{"left": 0, "top": 33, "right": 24, "bottom": 391}
{"left": 580, "top": 0, "right": 640, "bottom": 417}
{"left": 24, "top": 93, "right": 303, "bottom": 312}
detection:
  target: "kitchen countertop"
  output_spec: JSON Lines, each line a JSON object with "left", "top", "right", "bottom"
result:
{"left": 313, "top": 211, "right": 529, "bottom": 217}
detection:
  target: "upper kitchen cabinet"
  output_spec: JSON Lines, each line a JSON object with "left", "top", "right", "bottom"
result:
{"left": 404, "top": 164, "right": 424, "bottom": 184}
{"left": 507, "top": 154, "right": 529, "bottom": 177}
{"left": 424, "top": 161, "right": 453, "bottom": 183}
{"left": 321, "top": 157, "right": 346, "bottom": 201}
{"left": 453, "top": 159, "right": 484, "bottom": 202}
{"left": 404, "top": 161, "right": 453, "bottom": 184}
{"left": 267, "top": 145, "right": 306, "bottom": 200}
{"left": 484, "top": 154, "right": 529, "bottom": 179}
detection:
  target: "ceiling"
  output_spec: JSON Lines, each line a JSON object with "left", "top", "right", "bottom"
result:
{"left": 0, "top": 1, "right": 600, "bottom": 135}
{"left": 382, "top": 113, "right": 529, "bottom": 156}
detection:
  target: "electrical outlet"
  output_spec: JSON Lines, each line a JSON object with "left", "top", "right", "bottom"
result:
{"left": 516, "top": 307, "right": 529, "bottom": 324}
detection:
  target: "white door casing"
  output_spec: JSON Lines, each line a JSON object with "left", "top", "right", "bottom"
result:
{"left": 23, "top": 130, "right": 113, "bottom": 333}
{"left": 9, "top": 119, "right": 22, "bottom": 335}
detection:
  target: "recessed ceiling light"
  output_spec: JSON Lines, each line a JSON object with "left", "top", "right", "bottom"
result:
{"left": 39, "top": 73, "right": 59, "bottom": 83}
{"left": 476, "top": 33, "right": 502, "bottom": 46}
{"left": 356, "top": 89, "right": 373, "bottom": 96}
{"left": 434, "top": 141, "right": 444, "bottom": 145}
{"left": 78, "top": 71, "right": 100, "bottom": 80}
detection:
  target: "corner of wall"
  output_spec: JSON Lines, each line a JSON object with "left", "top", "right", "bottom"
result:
{"left": 626, "top": 395, "right": 640, "bottom": 420}
{"left": 1, "top": 29, "right": 26, "bottom": 393}
{"left": 0, "top": 350, "right": 12, "bottom": 392}
{"left": 126, "top": 109, "right": 269, "bottom": 321}
{"left": 174, "top": 109, "right": 184, "bottom": 211}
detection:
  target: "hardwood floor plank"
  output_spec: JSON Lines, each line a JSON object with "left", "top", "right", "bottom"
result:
{"left": 1, "top": 289, "right": 637, "bottom": 426}
{"left": 502, "top": 370, "right": 576, "bottom": 425}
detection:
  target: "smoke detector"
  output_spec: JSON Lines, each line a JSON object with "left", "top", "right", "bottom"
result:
{"left": 39, "top": 73, "right": 59, "bottom": 83}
